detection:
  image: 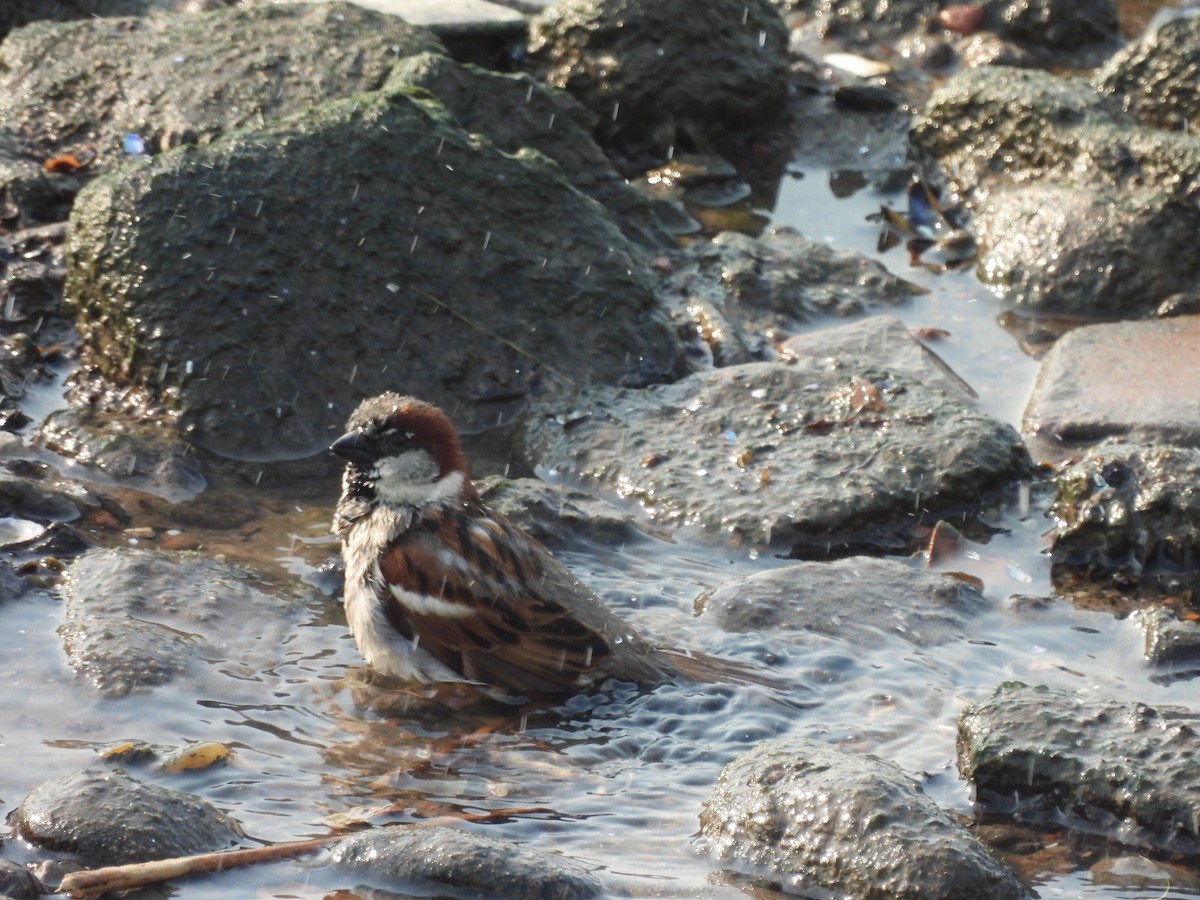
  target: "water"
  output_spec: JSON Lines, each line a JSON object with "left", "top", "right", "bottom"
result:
{"left": 4, "top": 19, "right": 1197, "bottom": 900}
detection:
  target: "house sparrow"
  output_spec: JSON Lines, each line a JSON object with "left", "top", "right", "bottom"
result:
{"left": 331, "top": 393, "right": 776, "bottom": 698}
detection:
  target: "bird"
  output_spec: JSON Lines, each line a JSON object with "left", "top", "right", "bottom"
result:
{"left": 330, "top": 392, "right": 778, "bottom": 699}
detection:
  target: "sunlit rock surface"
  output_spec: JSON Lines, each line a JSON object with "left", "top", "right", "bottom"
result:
{"left": 1048, "top": 438, "right": 1200, "bottom": 591}
{"left": 1026, "top": 317, "right": 1200, "bottom": 445}
{"left": 62, "top": 548, "right": 307, "bottom": 697}
{"left": 66, "top": 88, "right": 682, "bottom": 460}
{"left": 696, "top": 556, "right": 988, "bottom": 648}
{"left": 661, "top": 233, "right": 924, "bottom": 365}
{"left": 527, "top": 0, "right": 789, "bottom": 164}
{"left": 911, "top": 66, "right": 1200, "bottom": 200}
{"left": 524, "top": 360, "right": 1030, "bottom": 557}
{"left": 1095, "top": 11, "right": 1200, "bottom": 133}
{"left": 974, "top": 186, "right": 1200, "bottom": 316}
{"left": 331, "top": 825, "right": 602, "bottom": 899}
{"left": 476, "top": 475, "right": 645, "bottom": 547}
{"left": 13, "top": 768, "right": 241, "bottom": 865}
{"left": 1134, "top": 605, "right": 1200, "bottom": 677}
{"left": 959, "top": 683, "right": 1200, "bottom": 856}
{"left": 699, "top": 737, "right": 1024, "bottom": 899}
{"left": 33, "top": 406, "right": 206, "bottom": 502}
{"left": 386, "top": 52, "right": 671, "bottom": 249}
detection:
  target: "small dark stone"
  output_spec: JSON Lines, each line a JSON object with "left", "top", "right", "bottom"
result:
{"left": 13, "top": 768, "right": 242, "bottom": 866}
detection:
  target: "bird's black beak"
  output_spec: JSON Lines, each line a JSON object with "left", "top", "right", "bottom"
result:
{"left": 330, "top": 429, "right": 377, "bottom": 466}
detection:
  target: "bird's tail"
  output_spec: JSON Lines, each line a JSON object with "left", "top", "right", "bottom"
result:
{"left": 658, "top": 647, "right": 789, "bottom": 691}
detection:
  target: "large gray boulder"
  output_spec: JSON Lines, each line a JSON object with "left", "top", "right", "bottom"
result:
{"left": 66, "top": 88, "right": 682, "bottom": 461}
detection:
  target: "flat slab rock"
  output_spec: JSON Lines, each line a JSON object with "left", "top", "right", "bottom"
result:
{"left": 695, "top": 556, "right": 988, "bottom": 648}
{"left": 699, "top": 737, "right": 1023, "bottom": 899}
{"left": 524, "top": 360, "right": 1030, "bottom": 557}
{"left": 331, "top": 824, "right": 602, "bottom": 899}
{"left": 959, "top": 682, "right": 1200, "bottom": 855}
{"left": 13, "top": 768, "right": 241, "bottom": 866}
{"left": 1025, "top": 317, "right": 1200, "bottom": 445}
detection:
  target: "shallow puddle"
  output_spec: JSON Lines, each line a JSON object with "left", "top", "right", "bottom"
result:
{"left": 2, "top": 159, "right": 1197, "bottom": 900}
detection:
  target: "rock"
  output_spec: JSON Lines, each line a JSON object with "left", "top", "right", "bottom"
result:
{"left": 1095, "top": 11, "right": 1200, "bottom": 134}
{"left": 331, "top": 824, "right": 602, "bottom": 899}
{"left": 0, "top": 0, "right": 151, "bottom": 38}
{"left": 66, "top": 88, "right": 682, "bottom": 462}
{"left": 527, "top": 0, "right": 789, "bottom": 164}
{"left": 475, "top": 475, "right": 643, "bottom": 547}
{"left": 13, "top": 768, "right": 241, "bottom": 866}
{"left": 61, "top": 548, "right": 305, "bottom": 697}
{"left": 959, "top": 682, "right": 1200, "bottom": 856}
{"left": 0, "top": 3, "right": 444, "bottom": 176}
{"left": 1025, "top": 317, "right": 1200, "bottom": 445}
{"left": 385, "top": 52, "right": 671, "bottom": 249}
{"left": 695, "top": 556, "right": 988, "bottom": 648}
{"left": 1048, "top": 439, "right": 1200, "bottom": 591}
{"left": 523, "top": 360, "right": 1030, "bottom": 557}
{"left": 0, "top": 472, "right": 82, "bottom": 523}
{"left": 992, "top": 0, "right": 1118, "bottom": 52}
{"left": 975, "top": 187, "right": 1200, "bottom": 316}
{"left": 911, "top": 66, "right": 1200, "bottom": 199}
{"left": 797, "top": 0, "right": 1116, "bottom": 58}
{"left": 778, "top": 316, "right": 974, "bottom": 400}
{"left": 664, "top": 232, "right": 923, "bottom": 366}
{"left": 1134, "top": 605, "right": 1200, "bottom": 676}
{"left": 33, "top": 407, "right": 207, "bottom": 502}
{"left": 0, "top": 859, "right": 40, "bottom": 900}
{"left": 699, "top": 737, "right": 1023, "bottom": 899}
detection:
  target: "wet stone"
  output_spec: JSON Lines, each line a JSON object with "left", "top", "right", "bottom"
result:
{"left": 331, "top": 824, "right": 602, "bottom": 899}
{"left": 663, "top": 232, "right": 924, "bottom": 365}
{"left": 778, "top": 316, "right": 974, "bottom": 400}
{"left": 527, "top": 0, "right": 789, "bottom": 164}
{"left": 699, "top": 737, "right": 1023, "bottom": 900}
{"left": 959, "top": 682, "right": 1200, "bottom": 856}
{"left": 1025, "top": 317, "right": 1200, "bottom": 446}
{"left": 1134, "top": 605, "right": 1200, "bottom": 677}
{"left": 910, "top": 66, "right": 1200, "bottom": 198}
{"left": 33, "top": 407, "right": 207, "bottom": 503}
{"left": 0, "top": 3, "right": 445, "bottom": 176}
{"left": 524, "top": 360, "right": 1030, "bottom": 558}
{"left": 14, "top": 768, "right": 240, "bottom": 866}
{"left": 695, "top": 556, "right": 988, "bottom": 648}
{"left": 1048, "top": 440, "right": 1200, "bottom": 591}
{"left": 384, "top": 52, "right": 671, "bottom": 249}
{"left": 0, "top": 859, "right": 39, "bottom": 900}
{"left": 67, "top": 88, "right": 681, "bottom": 462}
{"left": 61, "top": 548, "right": 305, "bottom": 697}
{"left": 1095, "top": 11, "right": 1200, "bottom": 134}
{"left": 475, "top": 475, "right": 643, "bottom": 548}
{"left": 975, "top": 187, "right": 1200, "bottom": 317}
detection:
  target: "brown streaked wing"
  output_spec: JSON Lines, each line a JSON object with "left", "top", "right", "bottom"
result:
{"left": 376, "top": 509, "right": 616, "bottom": 694}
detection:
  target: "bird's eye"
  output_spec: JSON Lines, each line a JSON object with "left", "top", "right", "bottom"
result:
{"left": 377, "top": 427, "right": 415, "bottom": 453}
